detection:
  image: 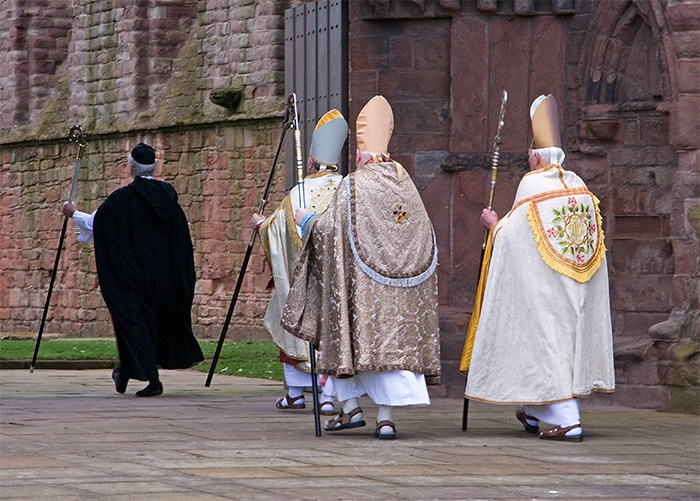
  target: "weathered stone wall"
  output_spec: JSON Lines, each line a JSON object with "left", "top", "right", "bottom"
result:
{"left": 0, "top": 0, "right": 71, "bottom": 128}
{"left": 347, "top": 0, "right": 699, "bottom": 411}
{"left": 2, "top": 123, "right": 285, "bottom": 340}
{"left": 1, "top": 0, "right": 697, "bottom": 411}
{"left": 1, "top": 0, "right": 299, "bottom": 342}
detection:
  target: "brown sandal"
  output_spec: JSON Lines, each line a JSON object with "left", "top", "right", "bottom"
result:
{"left": 515, "top": 408, "right": 539, "bottom": 434}
{"left": 323, "top": 407, "right": 366, "bottom": 431}
{"left": 375, "top": 420, "right": 396, "bottom": 440}
{"left": 539, "top": 424, "right": 583, "bottom": 442}
{"left": 275, "top": 394, "right": 305, "bottom": 410}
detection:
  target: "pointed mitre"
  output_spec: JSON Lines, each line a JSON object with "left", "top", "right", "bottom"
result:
{"left": 309, "top": 109, "right": 348, "bottom": 166}
{"left": 356, "top": 95, "right": 394, "bottom": 158}
{"left": 530, "top": 94, "right": 561, "bottom": 149}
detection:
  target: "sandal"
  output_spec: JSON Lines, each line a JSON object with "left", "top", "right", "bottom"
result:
{"left": 375, "top": 420, "right": 396, "bottom": 440}
{"left": 318, "top": 400, "right": 335, "bottom": 416}
{"left": 515, "top": 407, "right": 539, "bottom": 434}
{"left": 323, "top": 407, "right": 366, "bottom": 431}
{"left": 539, "top": 424, "right": 583, "bottom": 442}
{"left": 275, "top": 394, "right": 306, "bottom": 410}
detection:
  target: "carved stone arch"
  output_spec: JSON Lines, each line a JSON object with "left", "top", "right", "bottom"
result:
{"left": 572, "top": 1, "right": 699, "bottom": 413}
{"left": 582, "top": 0, "right": 671, "bottom": 106}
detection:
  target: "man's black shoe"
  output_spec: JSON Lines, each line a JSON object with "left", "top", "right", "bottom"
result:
{"left": 112, "top": 366, "right": 128, "bottom": 394}
{"left": 135, "top": 380, "right": 163, "bottom": 397}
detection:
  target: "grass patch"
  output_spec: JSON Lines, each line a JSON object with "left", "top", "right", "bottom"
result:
{"left": 0, "top": 339, "right": 283, "bottom": 381}
{"left": 0, "top": 339, "right": 118, "bottom": 360}
{"left": 198, "top": 341, "right": 283, "bottom": 381}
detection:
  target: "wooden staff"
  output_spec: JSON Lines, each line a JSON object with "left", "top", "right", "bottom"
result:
{"left": 205, "top": 103, "right": 294, "bottom": 387}
{"left": 463, "top": 90, "right": 507, "bottom": 431}
{"left": 31, "top": 126, "right": 87, "bottom": 373}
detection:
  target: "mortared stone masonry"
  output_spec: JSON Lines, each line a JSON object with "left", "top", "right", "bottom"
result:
{"left": 1, "top": 0, "right": 697, "bottom": 411}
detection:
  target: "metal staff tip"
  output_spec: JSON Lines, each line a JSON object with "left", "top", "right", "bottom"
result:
{"left": 68, "top": 125, "right": 87, "bottom": 146}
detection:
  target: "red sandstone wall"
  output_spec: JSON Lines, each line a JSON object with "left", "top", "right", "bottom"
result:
{"left": 1, "top": 0, "right": 697, "bottom": 409}
{"left": 346, "top": 0, "right": 699, "bottom": 408}
{"left": 0, "top": 0, "right": 294, "bottom": 342}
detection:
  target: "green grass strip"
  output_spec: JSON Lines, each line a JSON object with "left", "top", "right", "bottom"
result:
{"left": 0, "top": 339, "right": 283, "bottom": 381}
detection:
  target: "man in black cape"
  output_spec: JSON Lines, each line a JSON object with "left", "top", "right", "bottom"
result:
{"left": 63, "top": 142, "right": 203, "bottom": 396}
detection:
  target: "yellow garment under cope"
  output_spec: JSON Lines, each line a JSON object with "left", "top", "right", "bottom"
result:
{"left": 462, "top": 164, "right": 615, "bottom": 404}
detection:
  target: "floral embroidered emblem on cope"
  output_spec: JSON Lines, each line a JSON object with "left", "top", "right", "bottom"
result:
{"left": 309, "top": 180, "right": 338, "bottom": 212}
{"left": 547, "top": 196, "right": 597, "bottom": 263}
{"left": 392, "top": 203, "right": 408, "bottom": 223}
{"left": 526, "top": 188, "right": 605, "bottom": 283}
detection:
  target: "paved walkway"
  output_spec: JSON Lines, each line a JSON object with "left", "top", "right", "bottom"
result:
{"left": 0, "top": 368, "right": 698, "bottom": 500}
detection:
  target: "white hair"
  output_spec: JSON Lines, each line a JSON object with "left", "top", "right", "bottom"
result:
{"left": 128, "top": 154, "right": 156, "bottom": 177}
{"left": 531, "top": 146, "right": 565, "bottom": 166}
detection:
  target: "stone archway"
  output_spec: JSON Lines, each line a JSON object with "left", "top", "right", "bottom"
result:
{"left": 573, "top": 0, "right": 699, "bottom": 413}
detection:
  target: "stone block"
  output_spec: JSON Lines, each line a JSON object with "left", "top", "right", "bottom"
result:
{"left": 449, "top": 15, "right": 488, "bottom": 152}
{"left": 616, "top": 357, "right": 667, "bottom": 385}
{"left": 610, "top": 238, "right": 673, "bottom": 273}
{"left": 531, "top": 16, "right": 566, "bottom": 94}
{"left": 579, "top": 119, "right": 622, "bottom": 142}
{"left": 667, "top": 3, "right": 700, "bottom": 32}
{"left": 610, "top": 182, "right": 648, "bottom": 214}
{"left": 607, "top": 383, "right": 668, "bottom": 409}
{"left": 667, "top": 385, "right": 700, "bottom": 415}
{"left": 677, "top": 59, "right": 700, "bottom": 93}
{"left": 638, "top": 116, "right": 669, "bottom": 146}
{"left": 673, "top": 31, "right": 700, "bottom": 58}
{"left": 350, "top": 35, "right": 390, "bottom": 69}
{"left": 617, "top": 312, "right": 672, "bottom": 340}
{"left": 397, "top": 70, "right": 450, "bottom": 98}
{"left": 390, "top": 37, "right": 414, "bottom": 70}
{"left": 613, "top": 216, "right": 669, "bottom": 238}
{"left": 669, "top": 95, "right": 700, "bottom": 149}
{"left": 671, "top": 238, "right": 700, "bottom": 275}
{"left": 610, "top": 272, "right": 674, "bottom": 312}
{"left": 414, "top": 30, "right": 450, "bottom": 70}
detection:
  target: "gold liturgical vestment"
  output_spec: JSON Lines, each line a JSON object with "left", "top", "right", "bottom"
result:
{"left": 282, "top": 161, "right": 441, "bottom": 380}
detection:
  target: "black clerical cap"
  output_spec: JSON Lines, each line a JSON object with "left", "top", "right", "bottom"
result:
{"left": 131, "top": 143, "right": 156, "bottom": 164}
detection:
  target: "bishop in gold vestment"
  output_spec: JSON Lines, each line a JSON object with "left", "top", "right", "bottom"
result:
{"left": 282, "top": 96, "right": 441, "bottom": 440}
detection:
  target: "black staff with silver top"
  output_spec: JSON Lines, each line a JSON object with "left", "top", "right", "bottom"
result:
{"left": 31, "top": 126, "right": 87, "bottom": 373}
{"left": 205, "top": 99, "right": 295, "bottom": 387}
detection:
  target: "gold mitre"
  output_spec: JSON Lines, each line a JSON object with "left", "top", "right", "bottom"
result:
{"left": 309, "top": 109, "right": 348, "bottom": 166}
{"left": 356, "top": 95, "right": 394, "bottom": 160}
{"left": 530, "top": 94, "right": 561, "bottom": 149}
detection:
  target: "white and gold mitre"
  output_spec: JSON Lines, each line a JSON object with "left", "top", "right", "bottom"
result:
{"left": 309, "top": 109, "right": 348, "bottom": 167}
{"left": 356, "top": 95, "right": 394, "bottom": 161}
{"left": 530, "top": 94, "right": 561, "bottom": 149}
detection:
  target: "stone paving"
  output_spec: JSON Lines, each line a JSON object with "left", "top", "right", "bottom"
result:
{"left": 0, "top": 368, "right": 698, "bottom": 500}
